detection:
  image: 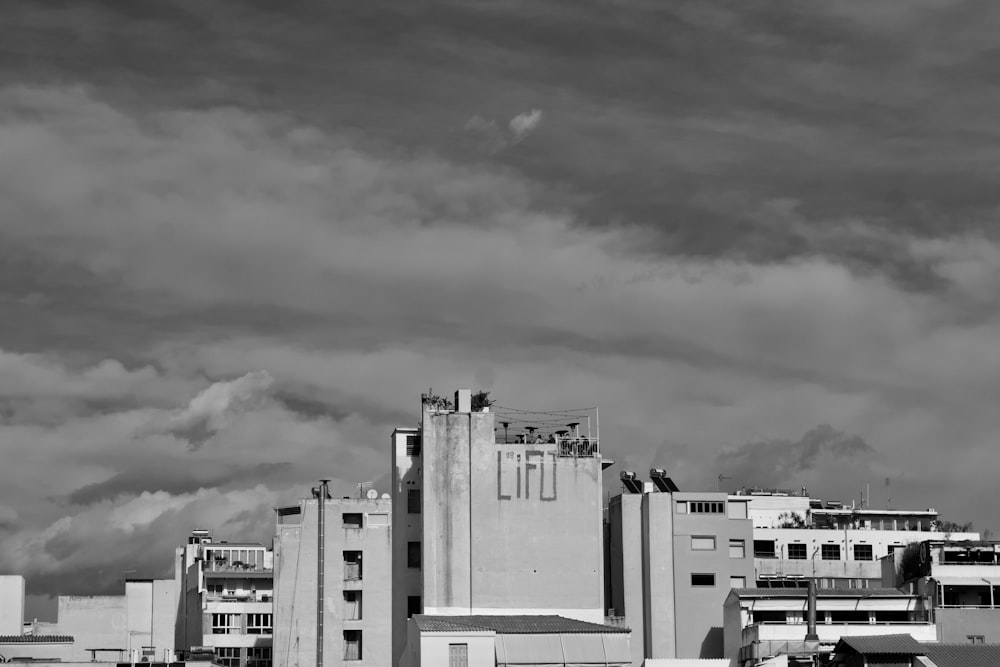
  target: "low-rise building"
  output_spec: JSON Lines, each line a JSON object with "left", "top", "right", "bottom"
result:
{"left": 724, "top": 587, "right": 936, "bottom": 666}
{"left": 830, "top": 634, "right": 1000, "bottom": 667}
{"left": 176, "top": 531, "right": 274, "bottom": 667}
{"left": 273, "top": 493, "right": 392, "bottom": 667}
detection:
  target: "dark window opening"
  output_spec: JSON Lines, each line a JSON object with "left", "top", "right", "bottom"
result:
{"left": 754, "top": 540, "right": 776, "bottom": 558}
{"left": 407, "top": 541, "right": 421, "bottom": 569}
{"left": 821, "top": 544, "right": 841, "bottom": 560}
{"left": 407, "top": 489, "right": 421, "bottom": 514}
{"left": 343, "top": 513, "right": 363, "bottom": 528}
{"left": 691, "top": 573, "right": 716, "bottom": 587}
{"left": 407, "top": 595, "right": 422, "bottom": 619}
{"left": 405, "top": 435, "right": 421, "bottom": 456}
{"left": 787, "top": 543, "right": 807, "bottom": 559}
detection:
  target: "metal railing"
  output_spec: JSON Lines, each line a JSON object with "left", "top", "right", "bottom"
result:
{"left": 494, "top": 436, "right": 600, "bottom": 457}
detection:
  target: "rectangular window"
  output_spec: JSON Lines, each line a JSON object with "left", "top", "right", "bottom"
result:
{"left": 207, "top": 583, "right": 224, "bottom": 596}
{"left": 969, "top": 635, "right": 985, "bottom": 644}
{"left": 407, "top": 489, "right": 421, "bottom": 514}
{"left": 730, "top": 576, "right": 746, "bottom": 589}
{"left": 853, "top": 544, "right": 873, "bottom": 561}
{"left": 367, "top": 513, "right": 389, "bottom": 526}
{"left": 344, "top": 551, "right": 363, "bottom": 580}
{"left": 246, "top": 613, "right": 272, "bottom": 634}
{"left": 449, "top": 643, "right": 469, "bottom": 667}
{"left": 691, "top": 573, "right": 716, "bottom": 587}
{"left": 675, "top": 501, "right": 687, "bottom": 514}
{"left": 215, "top": 648, "right": 240, "bottom": 667}
{"left": 343, "top": 630, "right": 362, "bottom": 661}
{"left": 729, "top": 539, "right": 746, "bottom": 559}
{"left": 344, "top": 591, "right": 362, "bottom": 620}
{"left": 247, "top": 648, "right": 271, "bottom": 667}
{"left": 211, "top": 613, "right": 240, "bottom": 635}
{"left": 821, "top": 544, "right": 841, "bottom": 560}
{"left": 407, "top": 595, "right": 422, "bottom": 619}
{"left": 343, "top": 513, "right": 363, "bottom": 528}
{"left": 688, "top": 501, "right": 725, "bottom": 514}
{"left": 753, "top": 610, "right": 787, "bottom": 624}
{"left": 754, "top": 540, "right": 776, "bottom": 558}
{"left": 405, "top": 434, "right": 421, "bottom": 456}
{"left": 408, "top": 541, "right": 421, "bottom": 569}
{"left": 787, "top": 543, "right": 807, "bottom": 560}
{"left": 727, "top": 501, "right": 748, "bottom": 519}
{"left": 691, "top": 536, "right": 716, "bottom": 551}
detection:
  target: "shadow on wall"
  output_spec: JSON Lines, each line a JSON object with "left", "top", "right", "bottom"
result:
{"left": 700, "top": 627, "right": 724, "bottom": 659}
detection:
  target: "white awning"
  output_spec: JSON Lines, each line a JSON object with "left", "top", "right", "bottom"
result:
{"left": 495, "top": 633, "right": 631, "bottom": 666}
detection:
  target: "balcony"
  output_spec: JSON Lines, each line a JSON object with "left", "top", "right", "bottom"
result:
{"left": 204, "top": 560, "right": 273, "bottom": 578}
{"left": 206, "top": 592, "right": 273, "bottom": 603}
{"left": 741, "top": 621, "right": 937, "bottom": 646}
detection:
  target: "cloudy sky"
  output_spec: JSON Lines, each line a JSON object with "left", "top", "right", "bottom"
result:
{"left": 3, "top": 0, "right": 1000, "bottom": 618}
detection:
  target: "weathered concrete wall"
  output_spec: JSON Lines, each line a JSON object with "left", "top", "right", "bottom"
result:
{"left": 0, "top": 641, "right": 76, "bottom": 663}
{"left": 642, "top": 492, "right": 675, "bottom": 659}
{"left": 936, "top": 608, "right": 1000, "bottom": 642}
{"left": 55, "top": 595, "right": 127, "bottom": 662}
{"left": 418, "top": 631, "right": 494, "bottom": 667}
{"left": 0, "top": 575, "right": 24, "bottom": 635}
{"left": 274, "top": 497, "right": 392, "bottom": 667}
{"left": 391, "top": 427, "right": 422, "bottom": 667}
{"left": 608, "top": 494, "right": 645, "bottom": 667}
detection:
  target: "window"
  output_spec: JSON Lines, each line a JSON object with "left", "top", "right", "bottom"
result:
{"left": 730, "top": 576, "right": 746, "bottom": 588}
{"left": 449, "top": 643, "right": 468, "bottom": 667}
{"left": 729, "top": 539, "right": 746, "bottom": 559}
{"left": 408, "top": 489, "right": 421, "bottom": 514}
{"left": 408, "top": 541, "right": 421, "bottom": 569}
{"left": 888, "top": 544, "right": 902, "bottom": 555}
{"left": 343, "top": 630, "right": 362, "bottom": 661}
{"left": 691, "top": 536, "right": 716, "bottom": 551}
{"left": 754, "top": 540, "right": 776, "bottom": 558}
{"left": 406, "top": 434, "right": 421, "bottom": 456}
{"left": 344, "top": 591, "right": 362, "bottom": 620}
{"left": 247, "top": 613, "right": 272, "bottom": 634}
{"left": 675, "top": 501, "right": 687, "bottom": 514}
{"left": 343, "top": 513, "right": 363, "bottom": 528}
{"left": 853, "top": 544, "right": 873, "bottom": 561}
{"left": 968, "top": 635, "right": 985, "bottom": 644}
{"left": 344, "top": 551, "right": 363, "bottom": 580}
{"left": 215, "top": 648, "right": 240, "bottom": 667}
{"left": 207, "top": 583, "right": 224, "bottom": 596}
{"left": 727, "top": 502, "right": 748, "bottom": 519}
{"left": 691, "top": 573, "right": 716, "bottom": 587}
{"left": 787, "top": 543, "right": 807, "bottom": 560}
{"left": 821, "top": 544, "right": 841, "bottom": 560}
{"left": 407, "top": 595, "right": 422, "bottom": 619}
{"left": 211, "top": 613, "right": 240, "bottom": 635}
{"left": 875, "top": 611, "right": 910, "bottom": 623}
{"left": 753, "top": 610, "right": 787, "bottom": 624}
{"left": 829, "top": 610, "right": 868, "bottom": 623}
{"left": 688, "top": 501, "right": 725, "bottom": 514}
{"left": 247, "top": 647, "right": 271, "bottom": 667}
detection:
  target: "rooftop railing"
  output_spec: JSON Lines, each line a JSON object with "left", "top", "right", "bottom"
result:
{"left": 494, "top": 435, "right": 600, "bottom": 457}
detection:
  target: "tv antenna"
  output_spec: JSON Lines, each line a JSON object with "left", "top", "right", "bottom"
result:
{"left": 717, "top": 474, "right": 732, "bottom": 492}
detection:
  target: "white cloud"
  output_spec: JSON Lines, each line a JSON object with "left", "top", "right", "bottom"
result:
{"left": 508, "top": 108, "right": 543, "bottom": 141}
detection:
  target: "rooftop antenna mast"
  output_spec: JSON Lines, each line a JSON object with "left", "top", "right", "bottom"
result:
{"left": 717, "top": 474, "right": 732, "bottom": 492}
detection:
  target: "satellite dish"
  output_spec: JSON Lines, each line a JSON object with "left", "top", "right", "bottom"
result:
{"left": 366, "top": 489, "right": 378, "bottom": 500}
{"left": 381, "top": 493, "right": 391, "bottom": 499}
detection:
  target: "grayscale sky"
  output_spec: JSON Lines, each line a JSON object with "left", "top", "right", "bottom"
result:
{"left": 2, "top": 0, "right": 999, "bottom": 618}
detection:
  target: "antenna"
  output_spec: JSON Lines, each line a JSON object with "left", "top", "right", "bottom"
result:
{"left": 717, "top": 474, "right": 732, "bottom": 492}
{"left": 885, "top": 477, "right": 891, "bottom": 510}
{"left": 355, "top": 481, "right": 373, "bottom": 499}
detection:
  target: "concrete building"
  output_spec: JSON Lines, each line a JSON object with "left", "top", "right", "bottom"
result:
{"left": 0, "top": 575, "right": 25, "bottom": 636}
{"left": 399, "top": 615, "right": 631, "bottom": 667}
{"left": 736, "top": 489, "right": 978, "bottom": 590}
{"left": 606, "top": 472, "right": 754, "bottom": 664}
{"left": 724, "top": 587, "right": 936, "bottom": 666}
{"left": 176, "top": 530, "right": 274, "bottom": 667}
{"left": 882, "top": 539, "right": 1000, "bottom": 643}
{"left": 273, "top": 494, "right": 392, "bottom": 667}
{"left": 392, "top": 390, "right": 619, "bottom": 667}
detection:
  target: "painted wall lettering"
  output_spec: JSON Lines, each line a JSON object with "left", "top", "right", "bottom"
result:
{"left": 497, "top": 448, "right": 557, "bottom": 501}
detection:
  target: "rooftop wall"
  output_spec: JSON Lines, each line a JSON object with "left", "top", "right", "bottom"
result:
{"left": 0, "top": 575, "right": 24, "bottom": 635}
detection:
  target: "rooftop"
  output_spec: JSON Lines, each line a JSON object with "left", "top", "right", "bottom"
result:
{"left": 922, "top": 643, "right": 1000, "bottom": 667}
{"left": 412, "top": 615, "right": 630, "bottom": 634}
{"left": 0, "top": 635, "right": 75, "bottom": 643}
{"left": 835, "top": 634, "right": 924, "bottom": 655}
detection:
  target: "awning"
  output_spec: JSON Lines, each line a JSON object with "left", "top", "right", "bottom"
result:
{"left": 932, "top": 576, "right": 1000, "bottom": 586}
{"left": 495, "top": 633, "right": 632, "bottom": 666}
{"left": 496, "top": 634, "right": 564, "bottom": 665}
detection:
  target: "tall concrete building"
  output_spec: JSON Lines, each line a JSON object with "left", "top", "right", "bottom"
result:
{"left": 391, "top": 390, "right": 611, "bottom": 667}
{"left": 273, "top": 495, "right": 392, "bottom": 667}
{"left": 176, "top": 531, "right": 274, "bottom": 667}
{"left": 0, "top": 575, "right": 24, "bottom": 636}
{"left": 607, "top": 472, "right": 754, "bottom": 665}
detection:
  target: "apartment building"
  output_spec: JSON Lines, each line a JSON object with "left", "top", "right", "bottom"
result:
{"left": 273, "top": 495, "right": 392, "bottom": 667}
{"left": 606, "top": 471, "right": 754, "bottom": 664}
{"left": 176, "top": 531, "right": 274, "bottom": 667}
{"left": 883, "top": 539, "right": 1000, "bottom": 643}
{"left": 737, "top": 489, "right": 979, "bottom": 589}
{"left": 392, "top": 389, "right": 622, "bottom": 667}
{"left": 724, "top": 587, "right": 936, "bottom": 666}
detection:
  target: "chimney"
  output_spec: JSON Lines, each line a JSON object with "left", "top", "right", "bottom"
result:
{"left": 805, "top": 578, "right": 819, "bottom": 642}
{"left": 455, "top": 389, "right": 472, "bottom": 413}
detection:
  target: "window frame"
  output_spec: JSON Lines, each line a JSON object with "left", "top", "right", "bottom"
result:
{"left": 343, "top": 630, "right": 362, "bottom": 661}
{"left": 690, "top": 573, "right": 716, "bottom": 587}
{"left": 343, "top": 513, "right": 363, "bottom": 528}
{"left": 246, "top": 613, "right": 272, "bottom": 635}
{"left": 691, "top": 536, "right": 717, "bottom": 551}
{"left": 821, "top": 544, "right": 841, "bottom": 561}
{"left": 853, "top": 544, "right": 873, "bottom": 561}
{"left": 787, "top": 543, "right": 808, "bottom": 560}
{"left": 407, "top": 489, "right": 421, "bottom": 514}
{"left": 729, "top": 539, "right": 746, "bottom": 559}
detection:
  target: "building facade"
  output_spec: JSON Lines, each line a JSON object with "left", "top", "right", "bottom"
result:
{"left": 607, "top": 474, "right": 754, "bottom": 664}
{"left": 176, "top": 531, "right": 274, "bottom": 667}
{"left": 391, "top": 390, "right": 611, "bottom": 667}
{"left": 273, "top": 496, "right": 392, "bottom": 667}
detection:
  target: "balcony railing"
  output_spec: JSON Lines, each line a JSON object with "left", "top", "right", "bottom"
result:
{"left": 494, "top": 436, "right": 600, "bottom": 457}
{"left": 206, "top": 593, "right": 273, "bottom": 603}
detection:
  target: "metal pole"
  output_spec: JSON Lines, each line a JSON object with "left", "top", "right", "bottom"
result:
{"left": 317, "top": 480, "right": 329, "bottom": 667}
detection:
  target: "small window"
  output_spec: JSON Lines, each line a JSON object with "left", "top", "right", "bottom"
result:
{"left": 344, "top": 591, "right": 362, "bottom": 620}
{"left": 853, "top": 544, "right": 873, "bottom": 561}
{"left": 215, "top": 648, "right": 240, "bottom": 667}
{"left": 343, "top": 513, "right": 363, "bottom": 528}
{"left": 408, "top": 489, "right": 421, "bottom": 514}
{"left": 754, "top": 540, "right": 776, "bottom": 558}
{"left": 968, "top": 635, "right": 985, "bottom": 644}
{"left": 407, "top": 595, "right": 422, "bottom": 619}
{"left": 343, "top": 630, "right": 362, "bottom": 661}
{"left": 691, "top": 573, "right": 716, "bottom": 587}
{"left": 787, "top": 543, "right": 807, "bottom": 559}
{"left": 676, "top": 501, "right": 687, "bottom": 514}
{"left": 821, "top": 544, "right": 841, "bottom": 560}
{"left": 211, "top": 613, "right": 240, "bottom": 635}
{"left": 344, "top": 551, "right": 363, "bottom": 580}
{"left": 405, "top": 434, "right": 421, "bottom": 456}
{"left": 688, "top": 501, "right": 725, "bottom": 514}
{"left": 449, "top": 643, "right": 469, "bottom": 667}
{"left": 730, "top": 576, "right": 746, "bottom": 589}
{"left": 691, "top": 536, "right": 716, "bottom": 551}
{"left": 729, "top": 539, "right": 746, "bottom": 559}
{"left": 247, "top": 613, "right": 272, "bottom": 634}
{"left": 408, "top": 541, "right": 421, "bottom": 569}
{"left": 247, "top": 647, "right": 271, "bottom": 667}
